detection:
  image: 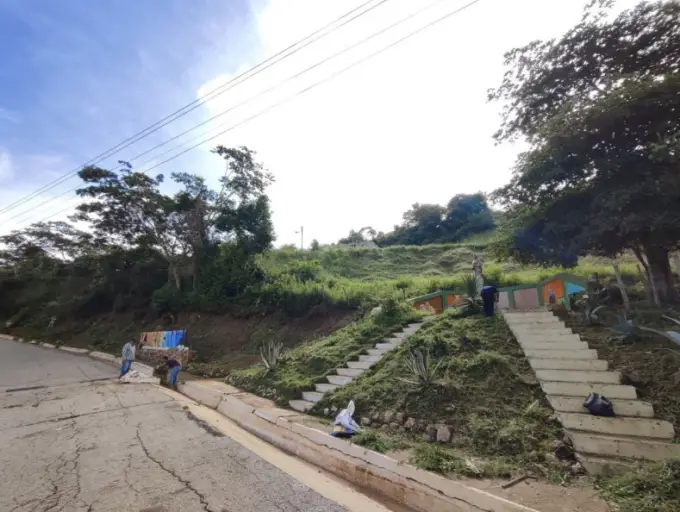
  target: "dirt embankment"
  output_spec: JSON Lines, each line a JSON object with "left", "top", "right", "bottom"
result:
{"left": 5, "top": 307, "right": 356, "bottom": 376}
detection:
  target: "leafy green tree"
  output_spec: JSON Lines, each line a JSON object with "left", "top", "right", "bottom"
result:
{"left": 378, "top": 195, "right": 495, "bottom": 246}
{"left": 73, "top": 162, "right": 189, "bottom": 288}
{"left": 489, "top": 0, "right": 680, "bottom": 302}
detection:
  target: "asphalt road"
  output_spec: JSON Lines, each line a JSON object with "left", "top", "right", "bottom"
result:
{"left": 0, "top": 341, "right": 389, "bottom": 512}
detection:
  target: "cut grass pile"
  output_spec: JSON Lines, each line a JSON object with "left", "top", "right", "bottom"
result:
{"left": 317, "top": 311, "right": 569, "bottom": 480}
{"left": 226, "top": 306, "right": 420, "bottom": 406}
{"left": 597, "top": 460, "right": 680, "bottom": 512}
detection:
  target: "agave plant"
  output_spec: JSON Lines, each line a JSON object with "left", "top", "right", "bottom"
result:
{"left": 260, "top": 340, "right": 284, "bottom": 372}
{"left": 661, "top": 315, "right": 680, "bottom": 345}
{"left": 607, "top": 314, "right": 636, "bottom": 344}
{"left": 399, "top": 348, "right": 443, "bottom": 389}
{"left": 583, "top": 304, "right": 607, "bottom": 325}
{"left": 461, "top": 273, "right": 483, "bottom": 313}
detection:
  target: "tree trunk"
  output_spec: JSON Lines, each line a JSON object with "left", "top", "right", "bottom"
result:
{"left": 612, "top": 262, "right": 631, "bottom": 313}
{"left": 168, "top": 264, "right": 181, "bottom": 289}
{"left": 643, "top": 245, "right": 679, "bottom": 304}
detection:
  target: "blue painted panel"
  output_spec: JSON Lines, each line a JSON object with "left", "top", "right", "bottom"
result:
{"left": 566, "top": 282, "right": 585, "bottom": 295}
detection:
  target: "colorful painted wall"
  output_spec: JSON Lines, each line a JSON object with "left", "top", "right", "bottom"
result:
{"left": 410, "top": 273, "right": 589, "bottom": 313}
{"left": 139, "top": 330, "right": 187, "bottom": 349}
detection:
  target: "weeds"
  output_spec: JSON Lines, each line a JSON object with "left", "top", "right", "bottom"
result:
{"left": 597, "top": 460, "right": 680, "bottom": 512}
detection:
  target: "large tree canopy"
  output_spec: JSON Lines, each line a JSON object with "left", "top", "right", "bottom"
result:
{"left": 490, "top": 0, "right": 680, "bottom": 302}
{"left": 73, "top": 146, "right": 274, "bottom": 289}
{"left": 377, "top": 194, "right": 495, "bottom": 246}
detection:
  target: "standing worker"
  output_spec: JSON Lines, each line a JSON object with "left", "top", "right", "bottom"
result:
{"left": 120, "top": 339, "right": 136, "bottom": 378}
{"left": 163, "top": 356, "right": 182, "bottom": 390}
{"left": 480, "top": 284, "right": 498, "bottom": 318}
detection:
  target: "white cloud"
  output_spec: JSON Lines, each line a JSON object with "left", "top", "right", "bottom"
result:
{"left": 0, "top": 153, "right": 80, "bottom": 233}
{"left": 190, "top": 0, "right": 639, "bottom": 247}
{"left": 0, "top": 149, "right": 14, "bottom": 181}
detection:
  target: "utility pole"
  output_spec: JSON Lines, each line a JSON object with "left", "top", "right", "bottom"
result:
{"left": 295, "top": 226, "right": 304, "bottom": 249}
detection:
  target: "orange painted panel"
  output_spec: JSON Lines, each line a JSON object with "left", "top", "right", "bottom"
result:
{"left": 542, "top": 279, "right": 565, "bottom": 304}
{"left": 414, "top": 296, "right": 444, "bottom": 314}
{"left": 446, "top": 294, "right": 465, "bottom": 308}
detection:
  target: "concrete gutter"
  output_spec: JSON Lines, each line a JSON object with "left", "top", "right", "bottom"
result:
{"left": 178, "top": 380, "right": 541, "bottom": 512}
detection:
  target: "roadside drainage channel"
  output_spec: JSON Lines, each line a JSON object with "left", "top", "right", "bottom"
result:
{"left": 178, "top": 379, "right": 540, "bottom": 512}
{"left": 502, "top": 310, "right": 679, "bottom": 474}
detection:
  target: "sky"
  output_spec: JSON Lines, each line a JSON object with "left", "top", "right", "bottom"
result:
{"left": 0, "top": 0, "right": 639, "bottom": 247}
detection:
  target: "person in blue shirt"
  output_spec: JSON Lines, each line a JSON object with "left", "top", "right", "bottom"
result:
{"left": 480, "top": 285, "right": 499, "bottom": 317}
{"left": 120, "top": 339, "right": 136, "bottom": 377}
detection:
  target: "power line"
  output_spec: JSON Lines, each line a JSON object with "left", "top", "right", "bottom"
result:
{"left": 141, "top": 0, "right": 483, "bottom": 174}
{"left": 103, "top": 0, "right": 453, "bottom": 175}
{"left": 0, "top": 0, "right": 391, "bottom": 216}
{"left": 9, "top": 0, "right": 483, "bottom": 231}
{"left": 2, "top": 0, "right": 452, "bottom": 226}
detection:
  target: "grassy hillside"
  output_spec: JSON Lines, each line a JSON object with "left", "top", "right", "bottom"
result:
{"left": 260, "top": 235, "right": 640, "bottom": 302}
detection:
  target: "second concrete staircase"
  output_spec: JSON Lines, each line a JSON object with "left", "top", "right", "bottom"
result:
{"left": 289, "top": 322, "right": 423, "bottom": 413}
{"left": 503, "top": 310, "right": 680, "bottom": 473}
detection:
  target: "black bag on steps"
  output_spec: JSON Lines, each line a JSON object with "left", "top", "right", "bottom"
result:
{"left": 583, "top": 392, "right": 615, "bottom": 417}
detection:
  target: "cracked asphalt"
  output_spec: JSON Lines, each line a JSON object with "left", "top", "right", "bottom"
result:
{"left": 0, "top": 341, "right": 352, "bottom": 512}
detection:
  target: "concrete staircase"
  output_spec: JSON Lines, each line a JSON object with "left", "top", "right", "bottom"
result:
{"left": 289, "top": 322, "right": 423, "bottom": 413}
{"left": 503, "top": 310, "right": 680, "bottom": 474}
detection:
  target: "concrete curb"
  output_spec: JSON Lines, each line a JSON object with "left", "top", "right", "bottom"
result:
{"left": 178, "top": 381, "right": 540, "bottom": 512}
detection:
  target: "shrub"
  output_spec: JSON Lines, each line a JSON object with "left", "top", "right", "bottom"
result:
{"left": 151, "top": 284, "right": 184, "bottom": 315}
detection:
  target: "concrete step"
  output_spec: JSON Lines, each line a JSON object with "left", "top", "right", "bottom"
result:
{"left": 315, "top": 383, "right": 340, "bottom": 393}
{"left": 575, "top": 454, "right": 635, "bottom": 475}
{"left": 530, "top": 359, "right": 608, "bottom": 371}
{"left": 515, "top": 335, "right": 585, "bottom": 346}
{"left": 569, "top": 431, "right": 680, "bottom": 461}
{"left": 367, "top": 349, "right": 389, "bottom": 357}
{"left": 526, "top": 349, "right": 598, "bottom": 360}
{"left": 504, "top": 311, "right": 554, "bottom": 318}
{"left": 358, "top": 355, "right": 382, "bottom": 363}
{"left": 327, "top": 374, "right": 353, "bottom": 385}
{"left": 506, "top": 318, "right": 566, "bottom": 331}
{"left": 302, "top": 391, "right": 324, "bottom": 403}
{"left": 520, "top": 340, "right": 589, "bottom": 351}
{"left": 336, "top": 368, "right": 364, "bottom": 377}
{"left": 346, "top": 361, "right": 374, "bottom": 370}
{"left": 515, "top": 333, "right": 578, "bottom": 342}
{"left": 560, "top": 413, "right": 674, "bottom": 439}
{"left": 375, "top": 343, "right": 398, "bottom": 350}
{"left": 547, "top": 396, "right": 654, "bottom": 418}
{"left": 384, "top": 337, "right": 405, "bottom": 345}
{"left": 289, "top": 400, "right": 314, "bottom": 413}
{"left": 535, "top": 369, "right": 621, "bottom": 384}
{"left": 541, "top": 381, "right": 637, "bottom": 399}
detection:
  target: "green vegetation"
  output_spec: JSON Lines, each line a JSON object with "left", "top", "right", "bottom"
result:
{"left": 315, "top": 312, "right": 567, "bottom": 479}
{"left": 226, "top": 303, "right": 420, "bottom": 405}
{"left": 597, "top": 460, "right": 680, "bottom": 512}
{"left": 489, "top": 0, "right": 680, "bottom": 304}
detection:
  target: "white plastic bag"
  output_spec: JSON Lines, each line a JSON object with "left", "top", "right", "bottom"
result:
{"left": 332, "top": 400, "right": 361, "bottom": 436}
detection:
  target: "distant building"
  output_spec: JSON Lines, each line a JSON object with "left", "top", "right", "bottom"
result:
{"left": 338, "top": 240, "right": 379, "bottom": 249}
